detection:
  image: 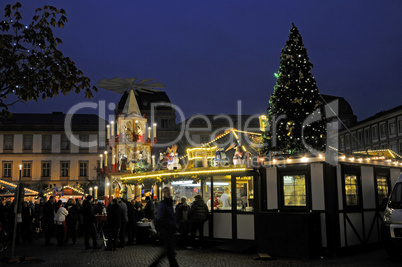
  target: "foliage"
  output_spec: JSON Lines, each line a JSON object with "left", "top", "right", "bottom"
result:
{"left": 0, "top": 2, "right": 97, "bottom": 117}
{"left": 262, "top": 23, "right": 326, "bottom": 155}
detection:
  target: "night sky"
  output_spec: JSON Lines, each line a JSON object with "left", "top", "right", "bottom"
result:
{"left": 8, "top": 0, "right": 402, "bottom": 122}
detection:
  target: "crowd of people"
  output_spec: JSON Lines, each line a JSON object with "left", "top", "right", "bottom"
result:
{"left": 0, "top": 190, "right": 209, "bottom": 256}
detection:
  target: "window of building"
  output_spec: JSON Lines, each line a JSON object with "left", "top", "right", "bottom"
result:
{"left": 23, "top": 135, "right": 33, "bottom": 150}
{"left": 61, "top": 161, "right": 69, "bottom": 177}
{"left": 236, "top": 176, "right": 254, "bottom": 212}
{"left": 399, "top": 140, "right": 402, "bottom": 155}
{"left": 98, "top": 136, "right": 106, "bottom": 149}
{"left": 351, "top": 133, "right": 356, "bottom": 147}
{"left": 357, "top": 131, "right": 363, "bottom": 146}
{"left": 61, "top": 135, "right": 70, "bottom": 150}
{"left": 209, "top": 175, "right": 232, "bottom": 210}
{"left": 340, "top": 136, "right": 345, "bottom": 150}
{"left": 161, "top": 119, "right": 169, "bottom": 129}
{"left": 398, "top": 120, "right": 402, "bottom": 135}
{"left": 200, "top": 135, "right": 210, "bottom": 143}
{"left": 22, "top": 162, "right": 32, "bottom": 177}
{"left": 345, "top": 174, "right": 359, "bottom": 206}
{"left": 372, "top": 125, "right": 378, "bottom": 141}
{"left": 42, "top": 162, "right": 51, "bottom": 177}
{"left": 42, "top": 135, "right": 52, "bottom": 150}
{"left": 79, "top": 134, "right": 89, "bottom": 150}
{"left": 4, "top": 135, "right": 13, "bottom": 150}
{"left": 376, "top": 175, "right": 389, "bottom": 207}
{"left": 389, "top": 121, "right": 396, "bottom": 136}
{"left": 79, "top": 161, "right": 88, "bottom": 177}
{"left": 380, "top": 123, "right": 387, "bottom": 138}
{"left": 345, "top": 135, "right": 350, "bottom": 148}
{"left": 3, "top": 162, "right": 12, "bottom": 177}
{"left": 364, "top": 128, "right": 370, "bottom": 144}
{"left": 283, "top": 175, "right": 306, "bottom": 207}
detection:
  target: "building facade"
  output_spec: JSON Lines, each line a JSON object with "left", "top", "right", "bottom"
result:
{"left": 339, "top": 105, "right": 402, "bottom": 155}
{"left": 0, "top": 112, "right": 106, "bottom": 193}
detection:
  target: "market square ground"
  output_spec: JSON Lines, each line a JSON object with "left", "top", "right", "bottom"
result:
{"left": 0, "top": 237, "right": 400, "bottom": 267}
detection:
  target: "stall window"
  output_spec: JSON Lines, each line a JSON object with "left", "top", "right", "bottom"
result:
{"left": 236, "top": 176, "right": 254, "bottom": 212}
{"left": 376, "top": 175, "right": 389, "bottom": 207}
{"left": 171, "top": 179, "right": 203, "bottom": 208}
{"left": 345, "top": 174, "right": 359, "bottom": 206}
{"left": 42, "top": 161, "right": 51, "bottom": 177}
{"left": 283, "top": 174, "right": 306, "bottom": 206}
{"left": 208, "top": 175, "right": 231, "bottom": 211}
{"left": 3, "top": 162, "right": 12, "bottom": 177}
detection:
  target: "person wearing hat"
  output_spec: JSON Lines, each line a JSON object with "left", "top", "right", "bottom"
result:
{"left": 188, "top": 195, "right": 208, "bottom": 249}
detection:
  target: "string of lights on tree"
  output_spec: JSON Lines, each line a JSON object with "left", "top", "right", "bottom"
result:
{"left": 262, "top": 23, "right": 326, "bottom": 155}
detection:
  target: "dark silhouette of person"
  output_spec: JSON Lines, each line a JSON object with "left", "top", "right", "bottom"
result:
{"left": 82, "top": 195, "right": 100, "bottom": 249}
{"left": 188, "top": 195, "right": 208, "bottom": 248}
{"left": 106, "top": 198, "right": 122, "bottom": 250}
{"left": 43, "top": 196, "right": 55, "bottom": 246}
{"left": 150, "top": 187, "right": 178, "bottom": 267}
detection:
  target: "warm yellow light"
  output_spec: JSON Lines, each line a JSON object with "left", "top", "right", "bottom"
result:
{"left": 349, "top": 157, "right": 355, "bottom": 161}
{"left": 301, "top": 157, "right": 308, "bottom": 162}
{"left": 120, "top": 167, "right": 248, "bottom": 180}
{"left": 358, "top": 158, "right": 363, "bottom": 162}
{"left": 104, "top": 151, "right": 107, "bottom": 155}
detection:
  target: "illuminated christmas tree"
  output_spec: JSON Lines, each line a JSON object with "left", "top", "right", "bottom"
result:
{"left": 262, "top": 23, "right": 326, "bottom": 155}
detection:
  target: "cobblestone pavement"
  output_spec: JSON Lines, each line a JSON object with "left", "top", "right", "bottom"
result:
{"left": 1, "top": 237, "right": 401, "bottom": 267}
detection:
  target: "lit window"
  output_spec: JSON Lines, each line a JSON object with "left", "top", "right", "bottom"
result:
{"left": 283, "top": 175, "right": 306, "bottom": 206}
{"left": 345, "top": 174, "right": 359, "bottom": 206}
{"left": 236, "top": 176, "right": 254, "bottom": 212}
{"left": 376, "top": 175, "right": 389, "bottom": 207}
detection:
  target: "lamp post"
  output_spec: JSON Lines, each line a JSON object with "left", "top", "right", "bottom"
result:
{"left": 11, "top": 164, "right": 22, "bottom": 258}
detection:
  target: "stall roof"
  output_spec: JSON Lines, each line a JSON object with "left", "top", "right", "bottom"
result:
{"left": 118, "top": 165, "right": 253, "bottom": 182}
{"left": 0, "top": 179, "right": 39, "bottom": 194}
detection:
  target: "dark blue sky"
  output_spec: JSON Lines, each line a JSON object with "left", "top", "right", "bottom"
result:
{"left": 9, "top": 0, "right": 402, "bottom": 122}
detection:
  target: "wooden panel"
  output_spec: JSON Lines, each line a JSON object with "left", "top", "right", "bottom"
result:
{"left": 361, "top": 166, "right": 375, "bottom": 209}
{"left": 213, "top": 213, "right": 232, "bottom": 239}
{"left": 337, "top": 165, "right": 343, "bottom": 210}
{"left": 311, "top": 163, "right": 325, "bottom": 210}
{"left": 237, "top": 214, "right": 254, "bottom": 240}
{"left": 345, "top": 213, "right": 363, "bottom": 246}
{"left": 267, "top": 167, "right": 278, "bottom": 210}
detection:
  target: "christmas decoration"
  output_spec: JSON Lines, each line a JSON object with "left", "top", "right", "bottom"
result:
{"left": 262, "top": 23, "right": 326, "bottom": 155}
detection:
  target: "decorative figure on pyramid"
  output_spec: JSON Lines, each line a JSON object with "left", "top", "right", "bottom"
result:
{"left": 97, "top": 77, "right": 165, "bottom": 174}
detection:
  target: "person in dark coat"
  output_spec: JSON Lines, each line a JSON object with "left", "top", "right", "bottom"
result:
{"left": 65, "top": 198, "right": 78, "bottom": 244}
{"left": 188, "top": 195, "right": 208, "bottom": 248}
{"left": 144, "top": 196, "right": 155, "bottom": 220}
{"left": 126, "top": 198, "right": 136, "bottom": 246}
{"left": 21, "top": 201, "right": 33, "bottom": 244}
{"left": 117, "top": 198, "right": 128, "bottom": 248}
{"left": 175, "top": 196, "right": 190, "bottom": 247}
{"left": 106, "top": 198, "right": 122, "bottom": 250}
{"left": 82, "top": 195, "right": 100, "bottom": 249}
{"left": 42, "top": 196, "right": 55, "bottom": 246}
{"left": 133, "top": 195, "right": 143, "bottom": 221}
{"left": 150, "top": 187, "right": 178, "bottom": 267}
